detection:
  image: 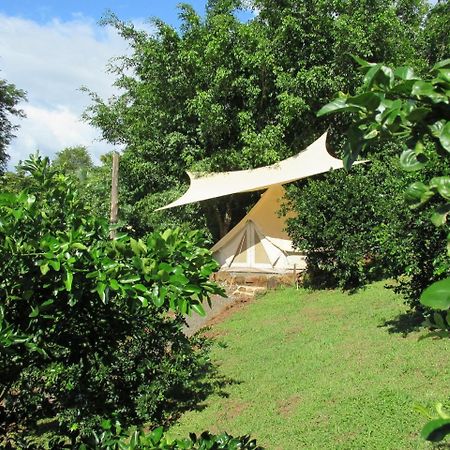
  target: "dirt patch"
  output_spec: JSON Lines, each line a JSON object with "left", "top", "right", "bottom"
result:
{"left": 277, "top": 394, "right": 302, "bottom": 418}
{"left": 206, "top": 295, "right": 257, "bottom": 328}
{"left": 218, "top": 399, "right": 250, "bottom": 422}
{"left": 300, "top": 305, "right": 345, "bottom": 322}
{"left": 283, "top": 326, "right": 304, "bottom": 342}
{"left": 201, "top": 327, "right": 228, "bottom": 340}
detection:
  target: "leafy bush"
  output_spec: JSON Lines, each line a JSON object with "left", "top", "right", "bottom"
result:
{"left": 75, "top": 421, "right": 263, "bottom": 449}
{"left": 313, "top": 58, "right": 450, "bottom": 307}
{"left": 285, "top": 154, "right": 412, "bottom": 289}
{"left": 0, "top": 156, "right": 224, "bottom": 446}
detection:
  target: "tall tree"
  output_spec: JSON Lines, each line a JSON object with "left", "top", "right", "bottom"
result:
{"left": 0, "top": 77, "right": 26, "bottom": 174}
{"left": 52, "top": 145, "right": 93, "bottom": 174}
{"left": 421, "top": 0, "right": 450, "bottom": 65}
{"left": 85, "top": 0, "right": 429, "bottom": 240}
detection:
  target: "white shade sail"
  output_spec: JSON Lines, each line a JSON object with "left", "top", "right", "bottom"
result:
{"left": 157, "top": 132, "right": 344, "bottom": 210}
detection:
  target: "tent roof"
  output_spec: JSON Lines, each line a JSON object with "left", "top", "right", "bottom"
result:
{"left": 157, "top": 132, "right": 343, "bottom": 210}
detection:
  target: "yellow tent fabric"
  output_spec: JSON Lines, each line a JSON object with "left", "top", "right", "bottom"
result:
{"left": 157, "top": 132, "right": 342, "bottom": 210}
{"left": 211, "top": 184, "right": 306, "bottom": 272}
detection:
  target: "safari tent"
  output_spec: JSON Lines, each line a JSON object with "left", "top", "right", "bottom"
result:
{"left": 158, "top": 132, "right": 346, "bottom": 273}
{"left": 210, "top": 184, "right": 304, "bottom": 272}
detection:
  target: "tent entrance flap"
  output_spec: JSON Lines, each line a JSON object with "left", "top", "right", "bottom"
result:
{"left": 229, "top": 221, "right": 272, "bottom": 269}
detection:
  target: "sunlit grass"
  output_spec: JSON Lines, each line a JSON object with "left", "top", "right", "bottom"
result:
{"left": 170, "top": 281, "right": 450, "bottom": 449}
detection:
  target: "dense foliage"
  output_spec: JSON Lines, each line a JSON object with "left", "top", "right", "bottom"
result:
{"left": 84, "top": 0, "right": 430, "bottom": 239}
{"left": 0, "top": 156, "right": 224, "bottom": 446}
{"left": 77, "top": 422, "right": 263, "bottom": 449}
{"left": 0, "top": 77, "right": 26, "bottom": 174}
{"left": 317, "top": 58, "right": 450, "bottom": 304}
{"left": 285, "top": 154, "right": 412, "bottom": 289}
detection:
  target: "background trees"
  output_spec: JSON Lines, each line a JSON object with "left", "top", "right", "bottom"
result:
{"left": 0, "top": 77, "right": 26, "bottom": 174}
{"left": 85, "top": 0, "right": 430, "bottom": 241}
{"left": 52, "top": 145, "right": 93, "bottom": 174}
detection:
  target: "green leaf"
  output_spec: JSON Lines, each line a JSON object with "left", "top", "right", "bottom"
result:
{"left": 110, "top": 279, "right": 120, "bottom": 290}
{"left": 317, "top": 98, "right": 360, "bottom": 117}
{"left": 439, "top": 121, "right": 450, "bottom": 152}
{"left": 436, "top": 69, "right": 450, "bottom": 84}
{"left": 431, "top": 204, "right": 450, "bottom": 227}
{"left": 40, "top": 299, "right": 54, "bottom": 309}
{"left": 96, "top": 282, "right": 107, "bottom": 303}
{"left": 29, "top": 307, "right": 39, "bottom": 318}
{"left": 429, "top": 120, "right": 445, "bottom": 138}
{"left": 433, "top": 58, "right": 450, "bottom": 70}
{"left": 150, "top": 427, "right": 164, "bottom": 445}
{"left": 65, "top": 271, "right": 73, "bottom": 291}
{"left": 412, "top": 80, "right": 435, "bottom": 97}
{"left": 137, "top": 295, "right": 148, "bottom": 307}
{"left": 363, "top": 64, "right": 381, "bottom": 87}
{"left": 133, "top": 283, "right": 148, "bottom": 292}
{"left": 430, "top": 177, "right": 450, "bottom": 200}
{"left": 119, "top": 275, "right": 141, "bottom": 284}
{"left": 351, "top": 55, "right": 372, "bottom": 67}
{"left": 347, "top": 92, "right": 381, "bottom": 111}
{"left": 152, "top": 285, "right": 164, "bottom": 307}
{"left": 185, "top": 284, "right": 202, "bottom": 294}
{"left": 40, "top": 263, "right": 50, "bottom": 275}
{"left": 407, "top": 107, "right": 431, "bottom": 122}
{"left": 170, "top": 273, "right": 189, "bottom": 286}
{"left": 399, "top": 149, "right": 426, "bottom": 172}
{"left": 101, "top": 419, "right": 112, "bottom": 430}
{"left": 48, "top": 259, "right": 60, "bottom": 271}
{"left": 404, "top": 182, "right": 430, "bottom": 205}
{"left": 71, "top": 242, "right": 88, "bottom": 250}
{"left": 130, "top": 238, "right": 141, "bottom": 256}
{"left": 391, "top": 79, "right": 416, "bottom": 95}
{"left": 420, "top": 277, "right": 450, "bottom": 310}
{"left": 421, "top": 418, "right": 450, "bottom": 442}
{"left": 433, "top": 312, "right": 447, "bottom": 329}
{"left": 394, "top": 66, "right": 416, "bottom": 80}
{"left": 191, "top": 303, "right": 206, "bottom": 317}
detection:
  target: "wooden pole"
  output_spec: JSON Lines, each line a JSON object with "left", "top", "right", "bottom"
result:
{"left": 110, "top": 151, "right": 119, "bottom": 239}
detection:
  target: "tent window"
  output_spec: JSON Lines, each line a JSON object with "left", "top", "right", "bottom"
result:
{"left": 233, "top": 233, "right": 248, "bottom": 264}
{"left": 254, "top": 229, "right": 271, "bottom": 265}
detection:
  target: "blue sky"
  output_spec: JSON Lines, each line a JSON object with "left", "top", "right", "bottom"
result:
{"left": 0, "top": 1, "right": 209, "bottom": 27}
{"left": 0, "top": 1, "right": 215, "bottom": 169}
{"left": 0, "top": 1, "right": 435, "bottom": 169}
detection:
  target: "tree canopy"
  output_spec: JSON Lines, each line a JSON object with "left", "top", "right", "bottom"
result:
{"left": 85, "top": 0, "right": 431, "bottom": 240}
{"left": 52, "top": 145, "right": 93, "bottom": 174}
{"left": 0, "top": 77, "right": 26, "bottom": 174}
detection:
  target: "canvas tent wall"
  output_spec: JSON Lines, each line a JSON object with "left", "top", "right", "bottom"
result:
{"left": 210, "top": 184, "right": 306, "bottom": 272}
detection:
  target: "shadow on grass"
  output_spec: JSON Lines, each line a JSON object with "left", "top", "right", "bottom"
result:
{"left": 379, "top": 310, "right": 425, "bottom": 337}
{"left": 162, "top": 332, "right": 241, "bottom": 426}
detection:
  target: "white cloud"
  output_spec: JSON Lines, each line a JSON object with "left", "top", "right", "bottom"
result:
{"left": 0, "top": 13, "right": 141, "bottom": 169}
{"left": 10, "top": 104, "right": 101, "bottom": 164}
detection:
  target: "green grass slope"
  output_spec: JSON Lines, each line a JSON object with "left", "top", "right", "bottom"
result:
{"left": 170, "top": 282, "right": 449, "bottom": 449}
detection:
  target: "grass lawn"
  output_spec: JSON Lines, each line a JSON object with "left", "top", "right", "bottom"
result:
{"left": 170, "top": 281, "right": 450, "bottom": 449}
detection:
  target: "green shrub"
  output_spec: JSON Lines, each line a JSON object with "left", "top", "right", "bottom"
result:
{"left": 0, "top": 155, "right": 224, "bottom": 446}
{"left": 76, "top": 421, "right": 263, "bottom": 449}
{"left": 286, "top": 143, "right": 448, "bottom": 309}
{"left": 285, "top": 154, "right": 411, "bottom": 289}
